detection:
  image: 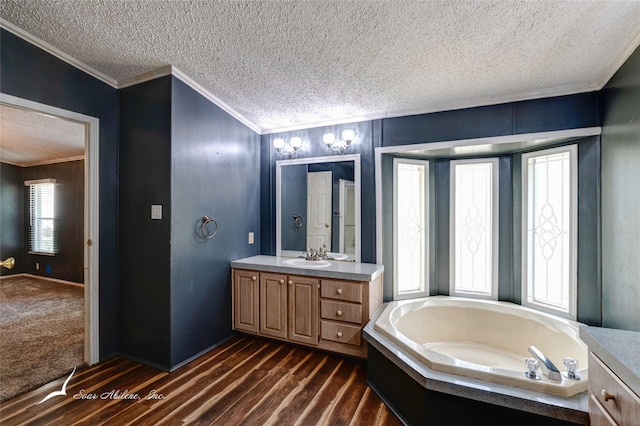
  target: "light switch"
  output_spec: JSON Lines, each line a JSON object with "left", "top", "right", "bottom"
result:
{"left": 248, "top": 232, "right": 254, "bottom": 244}
{"left": 151, "top": 204, "right": 162, "bottom": 220}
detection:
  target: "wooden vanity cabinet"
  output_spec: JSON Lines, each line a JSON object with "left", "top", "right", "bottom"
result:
{"left": 232, "top": 269, "right": 259, "bottom": 333}
{"left": 232, "top": 268, "right": 382, "bottom": 358}
{"left": 234, "top": 270, "right": 319, "bottom": 346}
{"left": 588, "top": 352, "right": 640, "bottom": 426}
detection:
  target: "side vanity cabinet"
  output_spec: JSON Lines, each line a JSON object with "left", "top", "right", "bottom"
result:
{"left": 231, "top": 256, "right": 384, "bottom": 358}
{"left": 580, "top": 326, "right": 640, "bottom": 426}
{"left": 588, "top": 353, "right": 640, "bottom": 426}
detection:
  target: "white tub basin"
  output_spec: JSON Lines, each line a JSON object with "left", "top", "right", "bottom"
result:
{"left": 281, "top": 258, "right": 331, "bottom": 268}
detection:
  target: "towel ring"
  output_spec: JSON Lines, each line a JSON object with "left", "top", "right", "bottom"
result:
{"left": 293, "top": 214, "right": 303, "bottom": 229}
{"left": 201, "top": 216, "right": 218, "bottom": 239}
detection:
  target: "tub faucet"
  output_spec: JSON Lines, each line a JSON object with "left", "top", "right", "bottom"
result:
{"left": 528, "top": 346, "right": 561, "bottom": 380}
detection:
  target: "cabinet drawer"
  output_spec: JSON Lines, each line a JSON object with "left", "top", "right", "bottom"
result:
{"left": 589, "top": 353, "right": 640, "bottom": 426}
{"left": 320, "top": 300, "right": 362, "bottom": 324}
{"left": 320, "top": 321, "right": 361, "bottom": 347}
{"left": 321, "top": 280, "right": 362, "bottom": 303}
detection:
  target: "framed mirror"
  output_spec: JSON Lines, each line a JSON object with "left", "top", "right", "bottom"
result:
{"left": 276, "top": 154, "right": 361, "bottom": 262}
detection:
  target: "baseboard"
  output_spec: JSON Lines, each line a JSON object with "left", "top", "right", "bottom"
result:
{"left": 1, "top": 273, "right": 84, "bottom": 287}
{"left": 24, "top": 273, "right": 84, "bottom": 287}
{"left": 114, "top": 334, "right": 239, "bottom": 373}
{"left": 0, "top": 273, "right": 29, "bottom": 280}
{"left": 169, "top": 333, "right": 238, "bottom": 372}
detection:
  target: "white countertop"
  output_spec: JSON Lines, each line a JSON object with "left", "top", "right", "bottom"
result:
{"left": 231, "top": 255, "right": 384, "bottom": 282}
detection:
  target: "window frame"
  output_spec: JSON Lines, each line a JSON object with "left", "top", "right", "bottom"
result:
{"left": 25, "top": 178, "right": 58, "bottom": 256}
{"left": 449, "top": 158, "right": 499, "bottom": 300}
{"left": 521, "top": 145, "right": 578, "bottom": 320}
{"left": 393, "top": 158, "right": 430, "bottom": 300}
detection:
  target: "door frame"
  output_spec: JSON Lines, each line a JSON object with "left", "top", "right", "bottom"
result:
{"left": 1, "top": 93, "right": 100, "bottom": 365}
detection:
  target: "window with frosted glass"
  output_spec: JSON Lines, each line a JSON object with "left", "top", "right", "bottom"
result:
{"left": 522, "top": 146, "right": 576, "bottom": 317}
{"left": 393, "top": 159, "right": 428, "bottom": 298}
{"left": 450, "top": 159, "right": 498, "bottom": 298}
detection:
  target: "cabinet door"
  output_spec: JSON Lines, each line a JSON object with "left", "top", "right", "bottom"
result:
{"left": 260, "top": 272, "right": 288, "bottom": 339}
{"left": 288, "top": 275, "right": 319, "bottom": 346}
{"left": 233, "top": 270, "right": 259, "bottom": 333}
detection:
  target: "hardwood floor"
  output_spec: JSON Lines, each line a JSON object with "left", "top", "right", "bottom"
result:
{"left": 0, "top": 335, "right": 402, "bottom": 425}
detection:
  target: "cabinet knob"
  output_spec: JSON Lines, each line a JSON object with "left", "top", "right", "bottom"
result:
{"left": 279, "top": 278, "right": 285, "bottom": 284}
{"left": 288, "top": 280, "right": 293, "bottom": 285}
{"left": 601, "top": 389, "right": 615, "bottom": 402}
{"left": 252, "top": 276, "right": 257, "bottom": 281}
{"left": 336, "top": 310, "right": 343, "bottom": 316}
{"left": 337, "top": 288, "right": 343, "bottom": 295}
{"left": 337, "top": 331, "right": 343, "bottom": 338}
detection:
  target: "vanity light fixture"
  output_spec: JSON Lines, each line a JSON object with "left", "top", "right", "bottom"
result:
{"left": 323, "top": 129, "right": 356, "bottom": 155}
{"left": 273, "top": 136, "right": 303, "bottom": 158}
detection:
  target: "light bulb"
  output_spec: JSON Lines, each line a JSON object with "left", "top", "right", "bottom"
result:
{"left": 290, "top": 137, "right": 302, "bottom": 148}
{"left": 323, "top": 133, "right": 336, "bottom": 145}
{"left": 273, "top": 138, "right": 285, "bottom": 149}
{"left": 341, "top": 129, "right": 355, "bottom": 142}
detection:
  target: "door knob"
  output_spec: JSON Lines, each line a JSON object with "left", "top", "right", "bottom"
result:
{"left": 325, "top": 223, "right": 330, "bottom": 228}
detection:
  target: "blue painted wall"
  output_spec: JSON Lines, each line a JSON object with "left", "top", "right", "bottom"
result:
{"left": 170, "top": 77, "right": 260, "bottom": 367}
{"left": 261, "top": 121, "right": 376, "bottom": 262}
{"left": 1, "top": 28, "right": 119, "bottom": 359}
{"left": 118, "top": 76, "right": 173, "bottom": 368}
{"left": 600, "top": 46, "right": 640, "bottom": 332}
{"left": 118, "top": 76, "right": 261, "bottom": 370}
{"left": 263, "top": 93, "right": 601, "bottom": 322}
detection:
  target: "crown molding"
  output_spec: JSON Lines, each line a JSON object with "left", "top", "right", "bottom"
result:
{"left": 596, "top": 24, "right": 640, "bottom": 89}
{"left": 169, "top": 66, "right": 261, "bottom": 134}
{"left": 117, "top": 65, "right": 173, "bottom": 89}
{"left": 1, "top": 18, "right": 118, "bottom": 88}
{"left": 1, "top": 20, "right": 260, "bottom": 133}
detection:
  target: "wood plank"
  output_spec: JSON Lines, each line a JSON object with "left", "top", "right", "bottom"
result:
{"left": 350, "top": 387, "right": 386, "bottom": 425}
{"left": 0, "top": 335, "right": 400, "bottom": 425}
{"left": 292, "top": 359, "right": 355, "bottom": 425}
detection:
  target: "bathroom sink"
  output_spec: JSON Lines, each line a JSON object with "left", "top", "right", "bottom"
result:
{"left": 281, "top": 259, "right": 331, "bottom": 268}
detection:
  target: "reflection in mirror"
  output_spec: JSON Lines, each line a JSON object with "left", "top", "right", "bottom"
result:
{"left": 276, "top": 154, "right": 360, "bottom": 262}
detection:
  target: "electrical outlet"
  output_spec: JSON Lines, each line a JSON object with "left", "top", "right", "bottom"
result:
{"left": 248, "top": 232, "right": 254, "bottom": 244}
{"left": 35, "top": 262, "right": 39, "bottom": 270}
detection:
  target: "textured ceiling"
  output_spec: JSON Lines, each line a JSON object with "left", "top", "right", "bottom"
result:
{"left": 0, "top": 105, "right": 85, "bottom": 166}
{"left": 1, "top": 0, "right": 640, "bottom": 134}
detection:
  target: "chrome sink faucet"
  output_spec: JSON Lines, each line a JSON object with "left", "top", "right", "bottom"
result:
{"left": 304, "top": 248, "right": 318, "bottom": 260}
{"left": 528, "top": 346, "right": 561, "bottom": 380}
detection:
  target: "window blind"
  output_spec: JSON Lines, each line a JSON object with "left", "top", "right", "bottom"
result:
{"left": 25, "top": 178, "right": 59, "bottom": 255}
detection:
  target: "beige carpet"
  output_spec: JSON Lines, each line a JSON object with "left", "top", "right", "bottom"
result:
{"left": 0, "top": 275, "right": 85, "bottom": 402}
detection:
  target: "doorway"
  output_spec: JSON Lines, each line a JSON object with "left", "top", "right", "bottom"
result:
{"left": 0, "top": 93, "right": 99, "bottom": 366}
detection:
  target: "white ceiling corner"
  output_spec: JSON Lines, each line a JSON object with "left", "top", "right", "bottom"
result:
{"left": 0, "top": 0, "right": 639, "bottom": 137}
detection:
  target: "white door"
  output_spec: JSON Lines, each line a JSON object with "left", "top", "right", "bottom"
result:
{"left": 307, "top": 171, "right": 332, "bottom": 250}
